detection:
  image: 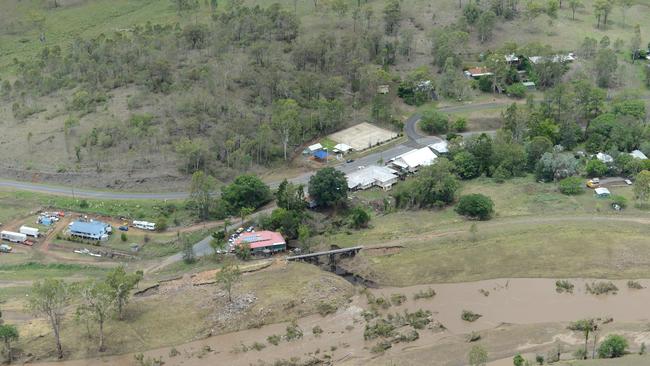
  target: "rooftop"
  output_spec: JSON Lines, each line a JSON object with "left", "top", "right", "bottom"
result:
{"left": 235, "top": 231, "right": 286, "bottom": 250}
{"left": 347, "top": 165, "right": 399, "bottom": 189}
{"left": 70, "top": 220, "right": 109, "bottom": 235}
{"left": 392, "top": 147, "right": 438, "bottom": 169}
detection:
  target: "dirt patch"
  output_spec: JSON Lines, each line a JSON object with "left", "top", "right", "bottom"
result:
{"left": 329, "top": 122, "right": 399, "bottom": 151}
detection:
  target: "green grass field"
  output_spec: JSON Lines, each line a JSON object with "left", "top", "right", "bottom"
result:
{"left": 333, "top": 177, "right": 650, "bottom": 285}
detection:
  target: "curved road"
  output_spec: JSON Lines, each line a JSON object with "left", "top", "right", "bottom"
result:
{"left": 0, "top": 101, "right": 509, "bottom": 200}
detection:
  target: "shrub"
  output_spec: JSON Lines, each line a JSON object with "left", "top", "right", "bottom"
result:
{"left": 513, "top": 354, "right": 525, "bottom": 366}
{"left": 120, "top": 232, "right": 127, "bottom": 242}
{"left": 420, "top": 109, "right": 449, "bottom": 135}
{"left": 555, "top": 280, "right": 574, "bottom": 293}
{"left": 155, "top": 217, "right": 168, "bottom": 232}
{"left": 267, "top": 334, "right": 281, "bottom": 346}
{"left": 478, "top": 75, "right": 493, "bottom": 92}
{"left": 456, "top": 194, "right": 494, "bottom": 220}
{"left": 312, "top": 325, "right": 323, "bottom": 337}
{"left": 467, "top": 331, "right": 481, "bottom": 342}
{"left": 370, "top": 340, "right": 392, "bottom": 353}
{"left": 394, "top": 329, "right": 419, "bottom": 343}
{"left": 586, "top": 159, "right": 608, "bottom": 177}
{"left": 627, "top": 280, "right": 643, "bottom": 289}
{"left": 506, "top": 83, "right": 527, "bottom": 98}
{"left": 611, "top": 195, "right": 627, "bottom": 209}
{"left": 558, "top": 176, "right": 584, "bottom": 195}
{"left": 451, "top": 117, "right": 468, "bottom": 132}
{"left": 413, "top": 288, "right": 436, "bottom": 300}
{"left": 364, "top": 319, "right": 395, "bottom": 340}
{"left": 404, "top": 309, "right": 432, "bottom": 329}
{"left": 316, "top": 302, "right": 337, "bottom": 316}
{"left": 390, "top": 293, "right": 406, "bottom": 306}
{"left": 598, "top": 334, "right": 628, "bottom": 358}
{"left": 461, "top": 310, "right": 482, "bottom": 322}
{"left": 586, "top": 281, "right": 618, "bottom": 295}
{"left": 348, "top": 206, "right": 370, "bottom": 229}
{"left": 250, "top": 342, "right": 266, "bottom": 351}
{"left": 285, "top": 321, "right": 303, "bottom": 341}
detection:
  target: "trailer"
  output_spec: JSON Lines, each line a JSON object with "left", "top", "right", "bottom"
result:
{"left": 19, "top": 226, "right": 40, "bottom": 237}
{"left": 0, "top": 231, "right": 27, "bottom": 244}
{"left": 133, "top": 220, "right": 156, "bottom": 231}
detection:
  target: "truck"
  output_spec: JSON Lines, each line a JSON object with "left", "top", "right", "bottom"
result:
{"left": 19, "top": 226, "right": 40, "bottom": 237}
{"left": 133, "top": 220, "right": 156, "bottom": 231}
{"left": 0, "top": 231, "right": 27, "bottom": 244}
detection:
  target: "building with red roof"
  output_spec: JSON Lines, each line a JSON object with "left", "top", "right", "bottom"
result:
{"left": 235, "top": 231, "right": 286, "bottom": 255}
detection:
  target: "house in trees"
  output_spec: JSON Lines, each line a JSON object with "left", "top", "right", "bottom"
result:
{"left": 464, "top": 67, "right": 493, "bottom": 79}
{"left": 235, "top": 231, "right": 286, "bottom": 255}
{"left": 630, "top": 150, "right": 648, "bottom": 160}
{"left": 390, "top": 147, "right": 438, "bottom": 173}
{"left": 596, "top": 152, "right": 614, "bottom": 163}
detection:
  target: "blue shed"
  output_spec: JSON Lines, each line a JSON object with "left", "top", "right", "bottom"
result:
{"left": 313, "top": 150, "right": 328, "bottom": 160}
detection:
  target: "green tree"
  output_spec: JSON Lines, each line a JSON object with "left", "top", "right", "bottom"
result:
{"left": 210, "top": 230, "right": 227, "bottom": 259}
{"left": 27, "top": 279, "right": 71, "bottom": 359}
{"left": 222, "top": 175, "right": 272, "bottom": 213}
{"left": 420, "top": 109, "right": 449, "bottom": 135}
{"left": 452, "top": 151, "right": 481, "bottom": 179}
{"left": 182, "top": 235, "right": 196, "bottom": 264}
{"left": 535, "top": 152, "right": 580, "bottom": 181}
{"left": 348, "top": 206, "right": 370, "bottom": 228}
{"left": 477, "top": 10, "right": 497, "bottom": 43}
{"left": 393, "top": 159, "right": 459, "bottom": 208}
{"left": 569, "top": 0, "right": 583, "bottom": 20}
{"left": 559, "top": 176, "right": 584, "bottom": 195}
{"left": 79, "top": 281, "right": 114, "bottom": 352}
{"left": 569, "top": 319, "right": 597, "bottom": 359}
{"left": 240, "top": 206, "right": 254, "bottom": 225}
{"left": 463, "top": 3, "right": 481, "bottom": 24}
{"left": 189, "top": 171, "right": 217, "bottom": 220}
{"left": 264, "top": 208, "right": 302, "bottom": 239}
{"left": 465, "top": 134, "right": 494, "bottom": 176}
{"left": 513, "top": 354, "right": 525, "bottom": 366}
{"left": 633, "top": 170, "right": 650, "bottom": 203}
{"left": 216, "top": 259, "right": 242, "bottom": 302}
{"left": 585, "top": 159, "right": 608, "bottom": 177}
{"left": 235, "top": 242, "right": 251, "bottom": 260}
{"left": 104, "top": 266, "right": 142, "bottom": 320}
{"left": 297, "top": 224, "right": 311, "bottom": 251}
{"left": 598, "top": 334, "right": 628, "bottom": 358}
{"left": 276, "top": 179, "right": 306, "bottom": 211}
{"left": 456, "top": 194, "right": 494, "bottom": 220}
{"left": 272, "top": 99, "right": 300, "bottom": 161}
{"left": 0, "top": 324, "right": 18, "bottom": 363}
{"left": 383, "top": 0, "right": 401, "bottom": 35}
{"left": 308, "top": 167, "right": 348, "bottom": 208}
{"left": 469, "top": 345, "right": 488, "bottom": 366}
{"left": 593, "top": 0, "right": 613, "bottom": 29}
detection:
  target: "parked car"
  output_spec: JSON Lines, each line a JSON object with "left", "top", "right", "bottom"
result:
{"left": 246, "top": 226, "right": 254, "bottom": 232}
{"left": 346, "top": 159, "right": 355, "bottom": 163}
{"left": 118, "top": 226, "right": 129, "bottom": 231}
{"left": 0, "top": 244, "right": 13, "bottom": 253}
{"left": 625, "top": 179, "right": 632, "bottom": 185}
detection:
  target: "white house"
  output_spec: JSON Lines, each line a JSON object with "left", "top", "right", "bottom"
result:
{"left": 596, "top": 152, "right": 614, "bottom": 163}
{"left": 390, "top": 147, "right": 438, "bottom": 173}
{"left": 428, "top": 141, "right": 449, "bottom": 154}
{"left": 347, "top": 166, "right": 399, "bottom": 191}
{"left": 333, "top": 143, "right": 353, "bottom": 154}
{"left": 630, "top": 150, "right": 648, "bottom": 160}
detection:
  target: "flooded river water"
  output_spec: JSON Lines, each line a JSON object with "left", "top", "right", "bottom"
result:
{"left": 38, "top": 278, "right": 650, "bottom": 366}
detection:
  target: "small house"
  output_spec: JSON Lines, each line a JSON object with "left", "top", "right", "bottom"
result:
{"left": 333, "top": 143, "right": 353, "bottom": 154}
{"left": 69, "top": 220, "right": 111, "bottom": 241}
{"left": 235, "top": 231, "right": 286, "bottom": 255}
{"left": 464, "top": 67, "right": 493, "bottom": 79}
{"left": 594, "top": 187, "right": 611, "bottom": 198}
{"left": 346, "top": 166, "right": 399, "bottom": 191}
{"left": 307, "top": 143, "right": 323, "bottom": 153}
{"left": 596, "top": 152, "right": 613, "bottom": 164}
{"left": 630, "top": 150, "right": 648, "bottom": 160}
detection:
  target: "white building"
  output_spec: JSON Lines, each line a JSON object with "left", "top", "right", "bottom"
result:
{"left": 347, "top": 166, "right": 399, "bottom": 191}
{"left": 630, "top": 150, "right": 648, "bottom": 160}
{"left": 333, "top": 143, "right": 353, "bottom": 154}
{"left": 596, "top": 152, "right": 614, "bottom": 163}
{"left": 307, "top": 143, "right": 323, "bottom": 152}
{"left": 390, "top": 147, "right": 438, "bottom": 173}
{"left": 428, "top": 141, "right": 449, "bottom": 154}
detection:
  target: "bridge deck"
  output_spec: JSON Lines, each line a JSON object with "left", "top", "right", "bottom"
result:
{"left": 287, "top": 246, "right": 363, "bottom": 261}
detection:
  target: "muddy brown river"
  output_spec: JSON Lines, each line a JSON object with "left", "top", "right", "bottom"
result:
{"left": 38, "top": 278, "right": 650, "bottom": 366}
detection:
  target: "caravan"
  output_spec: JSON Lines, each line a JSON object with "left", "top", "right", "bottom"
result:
{"left": 133, "top": 220, "right": 156, "bottom": 231}
{"left": 1, "top": 231, "right": 27, "bottom": 244}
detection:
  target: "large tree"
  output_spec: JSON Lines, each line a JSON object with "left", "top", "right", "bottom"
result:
{"left": 0, "top": 324, "right": 18, "bottom": 363}
{"left": 79, "top": 281, "right": 114, "bottom": 352}
{"left": 382, "top": 0, "right": 401, "bottom": 35}
{"left": 27, "top": 279, "right": 71, "bottom": 359}
{"left": 221, "top": 174, "right": 272, "bottom": 213}
{"left": 276, "top": 179, "right": 307, "bottom": 211}
{"left": 634, "top": 170, "right": 650, "bottom": 203}
{"left": 104, "top": 266, "right": 142, "bottom": 320}
{"left": 594, "top": 48, "right": 618, "bottom": 88}
{"left": 308, "top": 167, "right": 348, "bottom": 208}
{"left": 189, "top": 171, "right": 217, "bottom": 220}
{"left": 272, "top": 99, "right": 300, "bottom": 161}
{"left": 216, "top": 260, "right": 242, "bottom": 302}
